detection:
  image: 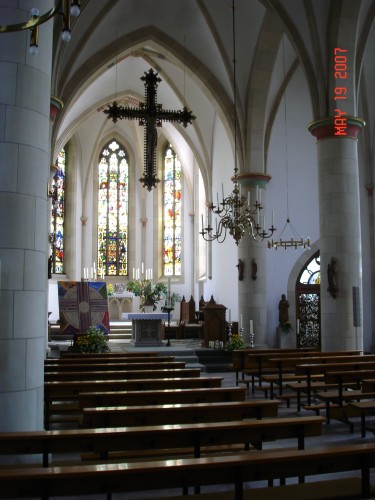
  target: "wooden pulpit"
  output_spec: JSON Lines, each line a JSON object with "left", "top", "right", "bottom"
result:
{"left": 202, "top": 296, "right": 227, "bottom": 348}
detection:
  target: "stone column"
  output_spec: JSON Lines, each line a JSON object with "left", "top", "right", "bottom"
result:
{"left": 237, "top": 173, "right": 272, "bottom": 348}
{"left": 0, "top": 1, "right": 53, "bottom": 431}
{"left": 308, "top": 117, "right": 365, "bottom": 351}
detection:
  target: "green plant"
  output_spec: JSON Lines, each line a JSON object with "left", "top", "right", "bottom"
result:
{"left": 106, "top": 283, "right": 114, "bottom": 296}
{"left": 70, "top": 326, "right": 110, "bottom": 353}
{"left": 127, "top": 280, "right": 168, "bottom": 311}
{"left": 161, "top": 292, "right": 182, "bottom": 311}
{"left": 280, "top": 321, "right": 292, "bottom": 332}
{"left": 225, "top": 334, "right": 248, "bottom": 352}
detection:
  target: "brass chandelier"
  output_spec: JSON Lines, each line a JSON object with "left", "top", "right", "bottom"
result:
{"left": 0, "top": 1, "right": 80, "bottom": 54}
{"left": 200, "top": 0, "right": 276, "bottom": 246}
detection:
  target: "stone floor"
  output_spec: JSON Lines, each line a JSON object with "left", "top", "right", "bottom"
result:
{"left": 45, "top": 339, "right": 375, "bottom": 499}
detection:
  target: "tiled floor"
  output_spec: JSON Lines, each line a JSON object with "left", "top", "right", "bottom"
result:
{"left": 44, "top": 340, "right": 375, "bottom": 499}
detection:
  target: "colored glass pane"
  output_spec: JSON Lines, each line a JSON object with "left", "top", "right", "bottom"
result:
{"left": 98, "top": 140, "right": 128, "bottom": 276}
{"left": 50, "top": 148, "right": 65, "bottom": 274}
{"left": 163, "top": 146, "right": 182, "bottom": 276}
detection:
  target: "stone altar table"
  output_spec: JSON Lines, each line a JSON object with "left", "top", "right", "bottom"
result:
{"left": 124, "top": 313, "right": 169, "bottom": 346}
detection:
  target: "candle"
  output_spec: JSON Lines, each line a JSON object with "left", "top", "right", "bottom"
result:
{"left": 201, "top": 214, "right": 204, "bottom": 230}
{"left": 150, "top": 268, "right": 153, "bottom": 280}
{"left": 132, "top": 268, "right": 135, "bottom": 279}
{"left": 247, "top": 191, "right": 251, "bottom": 206}
{"left": 90, "top": 267, "right": 93, "bottom": 279}
{"left": 272, "top": 210, "right": 275, "bottom": 226}
{"left": 249, "top": 320, "right": 253, "bottom": 336}
{"left": 296, "top": 319, "right": 300, "bottom": 333}
{"left": 141, "top": 262, "right": 144, "bottom": 275}
{"left": 240, "top": 314, "right": 243, "bottom": 329}
{"left": 228, "top": 309, "right": 231, "bottom": 322}
{"left": 83, "top": 268, "right": 87, "bottom": 280}
{"left": 167, "top": 277, "right": 171, "bottom": 293}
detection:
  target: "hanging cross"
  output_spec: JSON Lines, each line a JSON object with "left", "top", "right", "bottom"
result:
{"left": 103, "top": 68, "right": 195, "bottom": 191}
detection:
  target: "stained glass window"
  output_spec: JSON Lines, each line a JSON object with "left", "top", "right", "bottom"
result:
{"left": 163, "top": 145, "right": 182, "bottom": 276}
{"left": 98, "top": 140, "right": 129, "bottom": 277}
{"left": 50, "top": 148, "right": 65, "bottom": 274}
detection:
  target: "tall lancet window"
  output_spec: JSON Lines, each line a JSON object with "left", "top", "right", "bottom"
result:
{"left": 50, "top": 148, "right": 65, "bottom": 274}
{"left": 163, "top": 145, "right": 182, "bottom": 276}
{"left": 98, "top": 140, "right": 129, "bottom": 276}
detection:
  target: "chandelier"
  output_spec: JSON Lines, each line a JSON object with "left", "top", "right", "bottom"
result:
{"left": 0, "top": 1, "right": 80, "bottom": 54}
{"left": 267, "top": 34, "right": 310, "bottom": 251}
{"left": 199, "top": 0, "right": 276, "bottom": 246}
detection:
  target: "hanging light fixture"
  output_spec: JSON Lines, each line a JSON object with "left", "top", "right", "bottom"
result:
{"left": 0, "top": 1, "right": 80, "bottom": 55}
{"left": 267, "top": 35, "right": 310, "bottom": 251}
{"left": 200, "top": 0, "right": 276, "bottom": 246}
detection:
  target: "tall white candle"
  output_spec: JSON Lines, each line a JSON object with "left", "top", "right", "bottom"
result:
{"left": 90, "top": 267, "right": 93, "bottom": 279}
{"left": 150, "top": 268, "right": 153, "bottom": 280}
{"left": 296, "top": 319, "right": 300, "bottom": 333}
{"left": 249, "top": 320, "right": 253, "bottom": 336}
{"left": 83, "top": 268, "right": 86, "bottom": 280}
{"left": 167, "top": 277, "right": 171, "bottom": 293}
{"left": 240, "top": 314, "right": 243, "bottom": 329}
{"left": 228, "top": 309, "right": 231, "bottom": 322}
{"left": 141, "top": 262, "right": 144, "bottom": 275}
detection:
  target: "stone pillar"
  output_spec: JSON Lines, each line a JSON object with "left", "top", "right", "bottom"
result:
{"left": 308, "top": 117, "right": 365, "bottom": 352}
{"left": 237, "top": 173, "right": 272, "bottom": 348}
{"left": 0, "top": 1, "right": 53, "bottom": 430}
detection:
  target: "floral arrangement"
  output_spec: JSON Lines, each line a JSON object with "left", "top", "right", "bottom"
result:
{"left": 225, "top": 334, "right": 248, "bottom": 352}
{"left": 106, "top": 283, "right": 114, "bottom": 296}
{"left": 127, "top": 279, "right": 168, "bottom": 311}
{"left": 280, "top": 320, "right": 292, "bottom": 332}
{"left": 70, "top": 326, "right": 110, "bottom": 353}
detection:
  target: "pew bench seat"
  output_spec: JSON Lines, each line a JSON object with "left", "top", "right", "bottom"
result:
{"left": 81, "top": 400, "right": 282, "bottom": 428}
{"left": 1, "top": 443, "right": 375, "bottom": 500}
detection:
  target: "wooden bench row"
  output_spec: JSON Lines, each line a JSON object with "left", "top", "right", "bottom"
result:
{"left": 44, "top": 376, "right": 223, "bottom": 429}
{"left": 1, "top": 442, "right": 375, "bottom": 499}
{"left": 81, "top": 400, "right": 282, "bottom": 428}
{"left": 44, "top": 360, "right": 186, "bottom": 372}
{"left": 0, "top": 415, "right": 324, "bottom": 467}
{"left": 235, "top": 349, "right": 362, "bottom": 392}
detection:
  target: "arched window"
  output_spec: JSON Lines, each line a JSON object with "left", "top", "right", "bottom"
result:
{"left": 163, "top": 145, "right": 182, "bottom": 276}
{"left": 296, "top": 251, "right": 321, "bottom": 348}
{"left": 98, "top": 140, "right": 129, "bottom": 277}
{"left": 49, "top": 148, "right": 65, "bottom": 274}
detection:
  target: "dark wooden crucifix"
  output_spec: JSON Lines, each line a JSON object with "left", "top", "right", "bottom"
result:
{"left": 103, "top": 68, "right": 195, "bottom": 191}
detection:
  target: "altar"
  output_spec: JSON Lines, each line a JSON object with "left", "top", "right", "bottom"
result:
{"left": 124, "top": 313, "right": 169, "bottom": 346}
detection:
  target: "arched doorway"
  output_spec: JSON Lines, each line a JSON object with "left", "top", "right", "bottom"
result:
{"left": 296, "top": 251, "right": 321, "bottom": 348}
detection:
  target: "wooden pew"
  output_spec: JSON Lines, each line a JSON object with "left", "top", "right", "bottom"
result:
{"left": 82, "top": 400, "right": 282, "bottom": 428}
{"left": 44, "top": 361, "right": 187, "bottom": 372}
{"left": 78, "top": 386, "right": 247, "bottom": 409}
{"left": 44, "top": 376, "right": 223, "bottom": 429}
{"left": 268, "top": 354, "right": 374, "bottom": 397}
{"left": 232, "top": 348, "right": 317, "bottom": 385}
{"left": 1, "top": 443, "right": 375, "bottom": 500}
{"left": 60, "top": 351, "right": 161, "bottom": 357}
{"left": 239, "top": 350, "right": 362, "bottom": 393}
{"left": 314, "top": 370, "right": 375, "bottom": 428}
{"left": 0, "top": 416, "right": 324, "bottom": 468}
{"left": 294, "top": 358, "right": 375, "bottom": 405}
{"left": 45, "top": 355, "right": 176, "bottom": 364}
{"left": 44, "top": 367, "right": 201, "bottom": 382}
